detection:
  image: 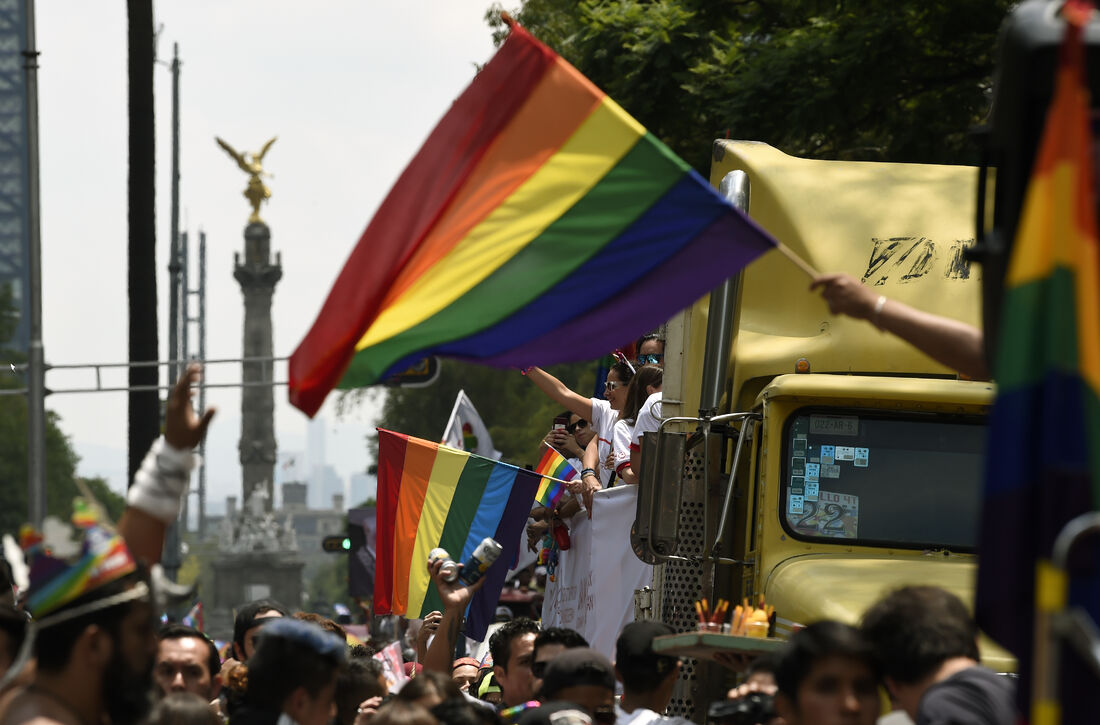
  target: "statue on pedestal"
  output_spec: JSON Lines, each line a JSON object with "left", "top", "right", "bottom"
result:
{"left": 216, "top": 136, "right": 277, "bottom": 223}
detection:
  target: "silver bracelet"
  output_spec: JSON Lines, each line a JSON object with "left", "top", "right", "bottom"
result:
{"left": 872, "top": 295, "right": 887, "bottom": 327}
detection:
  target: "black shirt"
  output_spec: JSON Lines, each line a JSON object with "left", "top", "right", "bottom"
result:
{"left": 917, "top": 666, "right": 1015, "bottom": 725}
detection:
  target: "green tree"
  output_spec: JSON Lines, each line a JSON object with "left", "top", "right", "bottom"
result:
{"left": 489, "top": 0, "right": 1012, "bottom": 169}
{"left": 0, "top": 283, "right": 123, "bottom": 537}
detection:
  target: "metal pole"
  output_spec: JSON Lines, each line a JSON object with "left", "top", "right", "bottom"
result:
{"left": 166, "top": 42, "right": 181, "bottom": 388}
{"left": 198, "top": 230, "right": 207, "bottom": 537}
{"left": 181, "top": 230, "right": 189, "bottom": 361}
{"left": 23, "top": 0, "right": 45, "bottom": 527}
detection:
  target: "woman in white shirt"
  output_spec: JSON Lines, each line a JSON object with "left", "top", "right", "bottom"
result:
{"left": 612, "top": 365, "right": 663, "bottom": 485}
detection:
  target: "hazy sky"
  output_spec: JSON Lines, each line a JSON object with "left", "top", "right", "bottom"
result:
{"left": 36, "top": 1, "right": 499, "bottom": 511}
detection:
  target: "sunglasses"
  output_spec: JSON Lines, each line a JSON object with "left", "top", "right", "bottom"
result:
{"left": 565, "top": 420, "right": 588, "bottom": 434}
{"left": 604, "top": 380, "right": 625, "bottom": 392}
{"left": 635, "top": 354, "right": 664, "bottom": 365}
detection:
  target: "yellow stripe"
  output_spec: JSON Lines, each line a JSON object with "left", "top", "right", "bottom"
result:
{"left": 1035, "top": 559, "right": 1068, "bottom": 612}
{"left": 1032, "top": 700, "right": 1060, "bottom": 725}
{"left": 1008, "top": 159, "right": 1100, "bottom": 392}
{"left": 1007, "top": 163, "right": 1078, "bottom": 286}
{"left": 355, "top": 98, "right": 645, "bottom": 350}
{"left": 406, "top": 446, "right": 470, "bottom": 616}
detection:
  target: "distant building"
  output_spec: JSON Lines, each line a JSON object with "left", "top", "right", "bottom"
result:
{"left": 349, "top": 472, "right": 376, "bottom": 506}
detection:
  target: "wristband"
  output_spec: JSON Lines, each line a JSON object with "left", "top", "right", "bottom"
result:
{"left": 580, "top": 468, "right": 596, "bottom": 478}
{"left": 126, "top": 436, "right": 197, "bottom": 524}
{"left": 872, "top": 295, "right": 887, "bottom": 327}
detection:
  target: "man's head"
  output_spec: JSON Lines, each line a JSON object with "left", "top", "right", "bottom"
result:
{"left": 635, "top": 334, "right": 665, "bottom": 367}
{"left": 336, "top": 657, "right": 387, "bottom": 725}
{"left": 860, "top": 586, "right": 980, "bottom": 717}
{"left": 33, "top": 572, "right": 158, "bottom": 725}
{"left": 538, "top": 648, "right": 615, "bottom": 720}
{"left": 774, "top": 621, "right": 880, "bottom": 725}
{"left": 614, "top": 621, "right": 680, "bottom": 706}
{"left": 245, "top": 617, "right": 347, "bottom": 725}
{"left": 452, "top": 657, "right": 481, "bottom": 693}
{"left": 489, "top": 617, "right": 540, "bottom": 706}
{"left": 154, "top": 623, "right": 221, "bottom": 700}
{"left": 232, "top": 597, "right": 288, "bottom": 660}
{"left": 567, "top": 413, "right": 594, "bottom": 449}
{"left": 532, "top": 627, "right": 588, "bottom": 696}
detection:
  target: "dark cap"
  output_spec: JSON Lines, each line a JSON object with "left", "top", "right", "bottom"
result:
{"left": 615, "top": 621, "right": 678, "bottom": 691}
{"left": 516, "top": 702, "right": 593, "bottom": 725}
{"left": 539, "top": 648, "right": 615, "bottom": 698}
{"left": 615, "top": 620, "right": 674, "bottom": 662}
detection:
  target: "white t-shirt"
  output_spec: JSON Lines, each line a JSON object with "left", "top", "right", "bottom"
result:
{"left": 612, "top": 418, "right": 634, "bottom": 477}
{"left": 589, "top": 398, "right": 617, "bottom": 487}
{"left": 614, "top": 704, "right": 694, "bottom": 725}
{"left": 630, "top": 392, "right": 664, "bottom": 451}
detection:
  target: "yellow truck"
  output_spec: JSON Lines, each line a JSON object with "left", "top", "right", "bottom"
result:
{"left": 636, "top": 141, "right": 1013, "bottom": 718}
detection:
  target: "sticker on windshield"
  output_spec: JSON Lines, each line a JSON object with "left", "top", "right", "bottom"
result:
{"left": 823, "top": 464, "right": 841, "bottom": 478}
{"left": 854, "top": 448, "right": 869, "bottom": 468}
{"left": 793, "top": 436, "right": 807, "bottom": 455}
{"left": 805, "top": 463, "right": 820, "bottom": 482}
{"left": 791, "top": 457, "right": 805, "bottom": 476}
{"left": 788, "top": 493, "right": 805, "bottom": 515}
{"left": 805, "top": 480, "right": 820, "bottom": 501}
{"left": 836, "top": 446, "right": 856, "bottom": 461}
{"left": 790, "top": 476, "right": 804, "bottom": 495}
{"left": 809, "top": 415, "right": 860, "bottom": 436}
{"left": 820, "top": 445, "right": 835, "bottom": 465}
{"left": 787, "top": 490, "right": 859, "bottom": 539}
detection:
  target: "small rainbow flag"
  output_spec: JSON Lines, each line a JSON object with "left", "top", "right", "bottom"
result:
{"left": 374, "top": 429, "right": 541, "bottom": 639}
{"left": 534, "top": 446, "right": 577, "bottom": 509}
{"left": 288, "top": 20, "right": 776, "bottom": 417}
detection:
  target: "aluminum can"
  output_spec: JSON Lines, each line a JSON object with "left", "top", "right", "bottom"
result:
{"left": 428, "top": 547, "right": 459, "bottom": 583}
{"left": 458, "top": 537, "right": 503, "bottom": 585}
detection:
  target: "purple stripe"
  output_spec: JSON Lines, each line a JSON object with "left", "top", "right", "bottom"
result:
{"left": 465, "top": 468, "right": 542, "bottom": 640}
{"left": 480, "top": 210, "right": 773, "bottom": 367}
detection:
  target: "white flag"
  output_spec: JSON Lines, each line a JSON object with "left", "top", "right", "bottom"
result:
{"left": 441, "top": 390, "right": 501, "bottom": 460}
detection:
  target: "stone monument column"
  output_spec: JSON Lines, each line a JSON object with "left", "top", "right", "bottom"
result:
{"left": 217, "top": 135, "right": 281, "bottom": 510}
{"left": 234, "top": 224, "right": 281, "bottom": 508}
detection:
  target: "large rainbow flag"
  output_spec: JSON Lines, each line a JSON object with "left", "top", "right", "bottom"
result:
{"left": 534, "top": 445, "right": 578, "bottom": 509}
{"left": 288, "top": 20, "right": 777, "bottom": 417}
{"left": 975, "top": 2, "right": 1100, "bottom": 720}
{"left": 375, "top": 429, "right": 541, "bottom": 639}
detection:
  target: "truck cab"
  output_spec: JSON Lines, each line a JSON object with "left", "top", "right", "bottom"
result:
{"left": 639, "top": 141, "right": 1014, "bottom": 719}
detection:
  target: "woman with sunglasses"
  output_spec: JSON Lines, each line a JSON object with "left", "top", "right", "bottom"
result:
{"left": 611, "top": 365, "right": 663, "bottom": 485}
{"left": 524, "top": 363, "right": 636, "bottom": 514}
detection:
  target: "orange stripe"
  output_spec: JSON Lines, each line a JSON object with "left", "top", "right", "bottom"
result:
{"left": 391, "top": 439, "right": 438, "bottom": 614}
{"left": 378, "top": 56, "right": 605, "bottom": 308}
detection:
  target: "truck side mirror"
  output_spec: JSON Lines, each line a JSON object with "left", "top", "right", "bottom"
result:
{"left": 634, "top": 429, "right": 688, "bottom": 562}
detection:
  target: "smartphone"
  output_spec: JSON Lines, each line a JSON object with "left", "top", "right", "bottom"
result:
{"left": 553, "top": 415, "right": 569, "bottom": 431}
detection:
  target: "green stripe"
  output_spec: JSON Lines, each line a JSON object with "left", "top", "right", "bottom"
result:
{"left": 341, "top": 132, "right": 689, "bottom": 387}
{"left": 995, "top": 266, "right": 1080, "bottom": 389}
{"left": 419, "top": 456, "right": 495, "bottom": 616}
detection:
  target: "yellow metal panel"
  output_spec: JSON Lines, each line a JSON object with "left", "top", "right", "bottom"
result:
{"left": 708, "top": 141, "right": 982, "bottom": 410}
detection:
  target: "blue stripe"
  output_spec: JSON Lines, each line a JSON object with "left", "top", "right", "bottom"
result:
{"left": 459, "top": 464, "right": 520, "bottom": 562}
{"left": 379, "top": 171, "right": 731, "bottom": 379}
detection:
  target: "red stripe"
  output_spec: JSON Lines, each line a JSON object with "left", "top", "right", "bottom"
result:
{"left": 374, "top": 429, "right": 409, "bottom": 614}
{"left": 616, "top": 461, "right": 630, "bottom": 474}
{"left": 289, "top": 27, "right": 556, "bottom": 416}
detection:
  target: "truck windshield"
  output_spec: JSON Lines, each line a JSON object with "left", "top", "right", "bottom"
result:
{"left": 780, "top": 409, "right": 986, "bottom": 550}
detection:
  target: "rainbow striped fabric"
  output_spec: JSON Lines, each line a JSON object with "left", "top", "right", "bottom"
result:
{"left": 534, "top": 445, "right": 577, "bottom": 509}
{"left": 288, "top": 22, "right": 777, "bottom": 417}
{"left": 21, "top": 501, "right": 137, "bottom": 618}
{"left": 375, "top": 429, "right": 541, "bottom": 639}
{"left": 975, "top": 3, "right": 1100, "bottom": 719}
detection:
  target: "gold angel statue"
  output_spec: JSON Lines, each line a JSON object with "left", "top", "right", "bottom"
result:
{"left": 216, "top": 136, "right": 277, "bottom": 224}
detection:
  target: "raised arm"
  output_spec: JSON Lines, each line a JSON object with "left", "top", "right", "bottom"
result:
{"left": 421, "top": 559, "right": 486, "bottom": 674}
{"left": 119, "top": 364, "right": 216, "bottom": 564}
{"left": 810, "top": 273, "right": 987, "bottom": 380}
{"left": 525, "top": 367, "right": 592, "bottom": 419}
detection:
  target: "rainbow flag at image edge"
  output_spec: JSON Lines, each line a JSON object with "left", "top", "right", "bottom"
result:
{"left": 374, "top": 429, "right": 541, "bottom": 640}
{"left": 534, "top": 446, "right": 578, "bottom": 509}
{"left": 288, "top": 21, "right": 777, "bottom": 417}
{"left": 975, "top": 4, "right": 1100, "bottom": 720}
